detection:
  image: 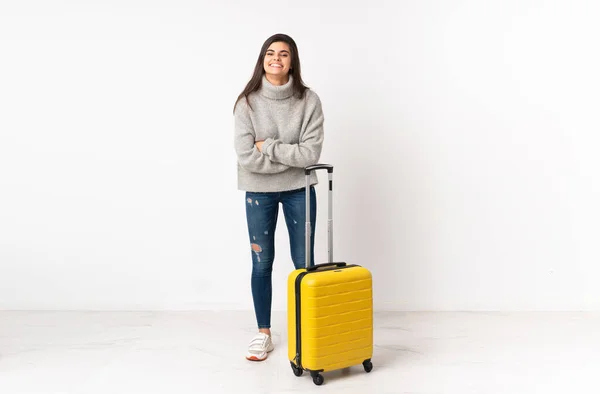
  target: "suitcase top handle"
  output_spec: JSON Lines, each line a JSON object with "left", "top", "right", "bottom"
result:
{"left": 305, "top": 164, "right": 333, "bottom": 175}
{"left": 305, "top": 164, "right": 334, "bottom": 269}
{"left": 306, "top": 262, "right": 347, "bottom": 272}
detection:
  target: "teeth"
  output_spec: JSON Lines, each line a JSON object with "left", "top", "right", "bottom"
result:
{"left": 270, "top": 64, "right": 282, "bottom": 67}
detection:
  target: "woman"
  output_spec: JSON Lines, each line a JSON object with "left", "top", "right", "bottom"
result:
{"left": 233, "top": 33, "right": 325, "bottom": 361}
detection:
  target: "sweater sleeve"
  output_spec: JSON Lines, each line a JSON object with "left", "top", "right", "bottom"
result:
{"left": 261, "top": 94, "right": 324, "bottom": 168}
{"left": 234, "top": 99, "right": 291, "bottom": 174}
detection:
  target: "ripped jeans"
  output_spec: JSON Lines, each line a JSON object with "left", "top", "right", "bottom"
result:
{"left": 245, "top": 186, "right": 316, "bottom": 329}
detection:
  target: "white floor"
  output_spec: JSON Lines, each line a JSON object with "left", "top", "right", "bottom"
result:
{"left": 0, "top": 311, "right": 599, "bottom": 394}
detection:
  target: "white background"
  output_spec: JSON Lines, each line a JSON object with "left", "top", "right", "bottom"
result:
{"left": 1, "top": 0, "right": 598, "bottom": 312}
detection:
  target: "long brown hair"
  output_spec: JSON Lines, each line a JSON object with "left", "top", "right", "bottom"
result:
{"left": 233, "top": 33, "right": 309, "bottom": 113}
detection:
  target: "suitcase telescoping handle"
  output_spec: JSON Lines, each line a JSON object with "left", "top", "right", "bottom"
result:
{"left": 305, "top": 164, "right": 334, "bottom": 269}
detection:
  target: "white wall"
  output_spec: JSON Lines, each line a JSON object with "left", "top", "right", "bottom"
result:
{"left": 1, "top": 0, "right": 598, "bottom": 312}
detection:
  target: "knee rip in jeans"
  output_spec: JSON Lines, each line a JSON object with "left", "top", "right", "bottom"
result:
{"left": 251, "top": 243, "right": 263, "bottom": 262}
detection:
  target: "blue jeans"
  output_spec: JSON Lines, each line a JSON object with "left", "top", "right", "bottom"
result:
{"left": 245, "top": 186, "right": 316, "bottom": 329}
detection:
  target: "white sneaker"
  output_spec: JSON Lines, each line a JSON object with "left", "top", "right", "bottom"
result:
{"left": 246, "top": 332, "right": 274, "bottom": 361}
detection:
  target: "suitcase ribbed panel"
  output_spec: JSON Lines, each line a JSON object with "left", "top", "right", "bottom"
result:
{"left": 307, "top": 285, "right": 371, "bottom": 303}
{"left": 302, "top": 278, "right": 371, "bottom": 296}
{"left": 303, "top": 316, "right": 372, "bottom": 338}
{"left": 307, "top": 298, "right": 372, "bottom": 317}
{"left": 304, "top": 326, "right": 372, "bottom": 350}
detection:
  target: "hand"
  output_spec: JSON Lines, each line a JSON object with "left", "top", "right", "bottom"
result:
{"left": 255, "top": 140, "right": 265, "bottom": 152}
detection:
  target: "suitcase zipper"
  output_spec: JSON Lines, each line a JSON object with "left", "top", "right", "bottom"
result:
{"left": 294, "top": 271, "right": 308, "bottom": 369}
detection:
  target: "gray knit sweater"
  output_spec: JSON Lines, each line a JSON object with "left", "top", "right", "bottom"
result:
{"left": 234, "top": 75, "right": 324, "bottom": 192}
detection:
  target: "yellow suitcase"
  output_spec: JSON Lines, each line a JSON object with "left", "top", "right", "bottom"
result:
{"left": 287, "top": 164, "right": 373, "bottom": 386}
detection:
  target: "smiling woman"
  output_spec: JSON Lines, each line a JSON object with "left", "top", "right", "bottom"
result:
{"left": 263, "top": 42, "right": 292, "bottom": 84}
{"left": 232, "top": 33, "right": 325, "bottom": 362}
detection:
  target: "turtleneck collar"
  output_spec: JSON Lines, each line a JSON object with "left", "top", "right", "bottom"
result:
{"left": 259, "top": 74, "right": 294, "bottom": 100}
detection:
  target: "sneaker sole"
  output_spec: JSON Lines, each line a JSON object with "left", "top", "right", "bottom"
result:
{"left": 246, "top": 354, "right": 267, "bottom": 361}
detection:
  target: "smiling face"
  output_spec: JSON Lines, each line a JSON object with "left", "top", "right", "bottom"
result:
{"left": 263, "top": 41, "right": 292, "bottom": 80}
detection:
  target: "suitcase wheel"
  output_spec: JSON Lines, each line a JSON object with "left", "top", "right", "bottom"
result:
{"left": 363, "top": 359, "right": 373, "bottom": 373}
{"left": 290, "top": 362, "right": 303, "bottom": 377}
{"left": 310, "top": 371, "right": 324, "bottom": 386}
